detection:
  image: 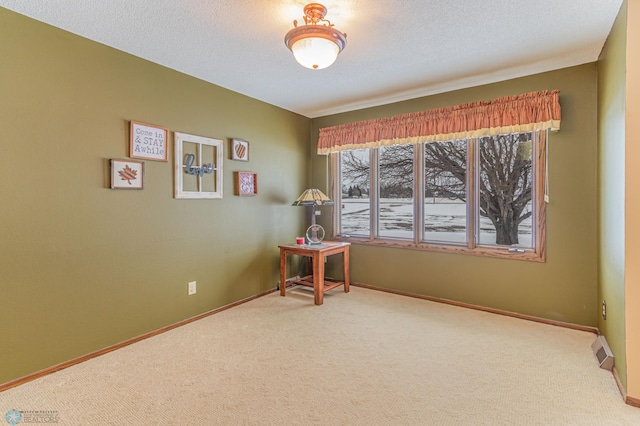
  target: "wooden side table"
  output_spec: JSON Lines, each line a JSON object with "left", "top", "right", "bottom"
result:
{"left": 279, "top": 241, "right": 350, "bottom": 305}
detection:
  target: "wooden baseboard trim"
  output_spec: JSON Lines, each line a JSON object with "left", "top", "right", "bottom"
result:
{"left": 613, "top": 367, "right": 628, "bottom": 401}
{"left": 614, "top": 365, "right": 640, "bottom": 408}
{"left": 351, "top": 282, "right": 599, "bottom": 334}
{"left": 0, "top": 288, "right": 278, "bottom": 393}
{"left": 627, "top": 395, "right": 640, "bottom": 408}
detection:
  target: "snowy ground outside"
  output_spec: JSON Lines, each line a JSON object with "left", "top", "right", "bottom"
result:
{"left": 340, "top": 198, "right": 532, "bottom": 247}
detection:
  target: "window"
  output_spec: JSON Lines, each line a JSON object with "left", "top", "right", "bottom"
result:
{"left": 379, "top": 144, "right": 414, "bottom": 239}
{"left": 324, "top": 90, "right": 558, "bottom": 261}
{"left": 477, "top": 133, "right": 534, "bottom": 248}
{"left": 340, "top": 149, "right": 370, "bottom": 236}
{"left": 333, "top": 131, "right": 546, "bottom": 261}
{"left": 424, "top": 139, "right": 467, "bottom": 244}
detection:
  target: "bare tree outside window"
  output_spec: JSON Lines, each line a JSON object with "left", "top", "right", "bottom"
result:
{"left": 338, "top": 132, "right": 535, "bottom": 247}
{"left": 378, "top": 145, "right": 414, "bottom": 239}
{"left": 424, "top": 140, "right": 467, "bottom": 243}
{"left": 340, "top": 149, "right": 370, "bottom": 236}
{"left": 478, "top": 133, "right": 533, "bottom": 246}
{"left": 422, "top": 135, "right": 533, "bottom": 246}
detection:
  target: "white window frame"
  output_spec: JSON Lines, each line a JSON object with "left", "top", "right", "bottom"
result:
{"left": 331, "top": 131, "right": 547, "bottom": 262}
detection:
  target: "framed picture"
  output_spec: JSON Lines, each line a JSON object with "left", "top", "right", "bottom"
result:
{"left": 230, "top": 138, "right": 249, "bottom": 161}
{"left": 111, "top": 159, "right": 144, "bottom": 190}
{"left": 130, "top": 121, "right": 169, "bottom": 162}
{"left": 174, "top": 132, "right": 223, "bottom": 199}
{"left": 234, "top": 171, "right": 258, "bottom": 196}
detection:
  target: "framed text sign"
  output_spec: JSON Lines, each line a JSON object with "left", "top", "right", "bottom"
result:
{"left": 130, "top": 121, "right": 169, "bottom": 162}
{"left": 174, "top": 132, "right": 223, "bottom": 199}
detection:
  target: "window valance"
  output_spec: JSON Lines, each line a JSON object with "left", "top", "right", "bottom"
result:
{"left": 317, "top": 90, "right": 560, "bottom": 154}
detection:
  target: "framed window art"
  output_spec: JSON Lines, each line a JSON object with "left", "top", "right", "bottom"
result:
{"left": 174, "top": 132, "right": 223, "bottom": 199}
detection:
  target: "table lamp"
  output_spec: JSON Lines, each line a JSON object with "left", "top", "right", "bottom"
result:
{"left": 292, "top": 188, "right": 334, "bottom": 244}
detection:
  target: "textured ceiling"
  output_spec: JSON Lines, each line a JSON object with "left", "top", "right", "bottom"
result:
{"left": 0, "top": 0, "right": 624, "bottom": 118}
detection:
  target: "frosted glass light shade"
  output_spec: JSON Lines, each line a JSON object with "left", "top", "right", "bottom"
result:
{"left": 284, "top": 4, "right": 347, "bottom": 70}
{"left": 291, "top": 37, "right": 340, "bottom": 70}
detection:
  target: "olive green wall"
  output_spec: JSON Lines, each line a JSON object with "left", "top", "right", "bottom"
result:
{"left": 312, "top": 64, "right": 599, "bottom": 327}
{"left": 0, "top": 8, "right": 310, "bottom": 384}
{"left": 597, "top": 0, "right": 627, "bottom": 391}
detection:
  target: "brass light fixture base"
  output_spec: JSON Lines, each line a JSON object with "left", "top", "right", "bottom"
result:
{"left": 302, "top": 3, "right": 328, "bottom": 24}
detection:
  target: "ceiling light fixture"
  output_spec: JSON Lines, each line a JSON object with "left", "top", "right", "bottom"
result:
{"left": 284, "top": 3, "right": 347, "bottom": 70}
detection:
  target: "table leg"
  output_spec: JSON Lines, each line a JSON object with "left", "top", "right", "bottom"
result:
{"left": 343, "top": 245, "right": 350, "bottom": 293}
{"left": 280, "top": 249, "right": 287, "bottom": 297}
{"left": 313, "top": 253, "right": 324, "bottom": 305}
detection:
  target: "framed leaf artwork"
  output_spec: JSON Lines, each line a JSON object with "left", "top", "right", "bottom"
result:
{"left": 230, "top": 138, "right": 249, "bottom": 161}
{"left": 234, "top": 171, "right": 258, "bottom": 196}
{"left": 111, "top": 159, "right": 144, "bottom": 190}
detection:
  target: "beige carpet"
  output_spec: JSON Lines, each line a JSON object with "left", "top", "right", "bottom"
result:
{"left": 2, "top": 286, "right": 640, "bottom": 425}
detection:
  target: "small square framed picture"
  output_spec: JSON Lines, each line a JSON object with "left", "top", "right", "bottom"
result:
{"left": 234, "top": 171, "right": 258, "bottom": 196}
{"left": 111, "top": 159, "right": 144, "bottom": 190}
{"left": 230, "top": 138, "right": 249, "bottom": 161}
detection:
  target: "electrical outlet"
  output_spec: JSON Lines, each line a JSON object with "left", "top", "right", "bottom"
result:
{"left": 188, "top": 281, "right": 196, "bottom": 295}
{"left": 315, "top": 210, "right": 321, "bottom": 216}
{"left": 602, "top": 300, "right": 606, "bottom": 320}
